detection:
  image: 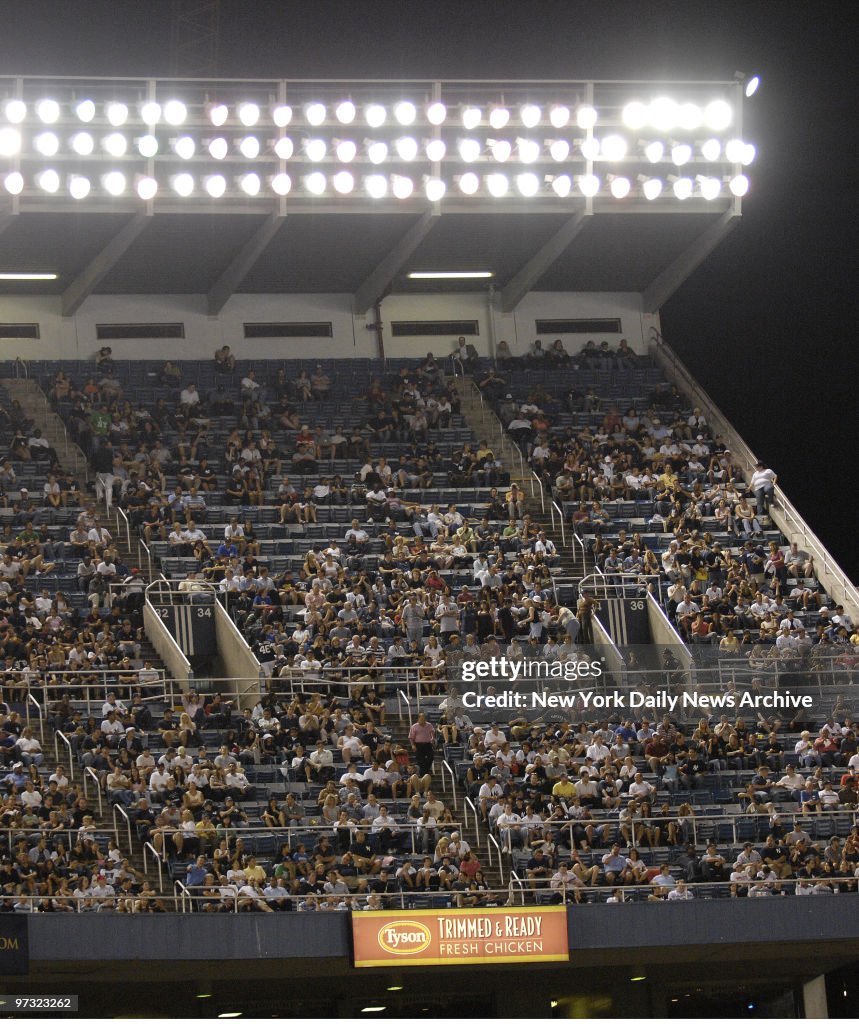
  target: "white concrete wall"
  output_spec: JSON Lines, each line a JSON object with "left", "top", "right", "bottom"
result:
{"left": 0, "top": 290, "right": 658, "bottom": 362}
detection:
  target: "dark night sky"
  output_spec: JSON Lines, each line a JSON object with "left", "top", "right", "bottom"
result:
{"left": 0, "top": 0, "right": 856, "bottom": 576}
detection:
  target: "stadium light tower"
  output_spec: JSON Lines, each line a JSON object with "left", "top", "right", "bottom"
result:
{"left": 170, "top": 0, "right": 221, "bottom": 77}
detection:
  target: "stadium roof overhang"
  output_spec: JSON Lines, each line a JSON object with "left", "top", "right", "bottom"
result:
{"left": 0, "top": 76, "right": 753, "bottom": 315}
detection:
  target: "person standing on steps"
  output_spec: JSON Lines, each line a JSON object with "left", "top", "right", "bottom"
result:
{"left": 576, "top": 589, "right": 599, "bottom": 645}
{"left": 409, "top": 712, "right": 436, "bottom": 778}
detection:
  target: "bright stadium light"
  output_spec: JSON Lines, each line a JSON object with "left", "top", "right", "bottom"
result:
{"left": 171, "top": 172, "right": 194, "bottom": 197}
{"left": 725, "top": 138, "right": 745, "bottom": 163}
{"left": 701, "top": 138, "right": 721, "bottom": 161}
{"left": 204, "top": 174, "right": 227, "bottom": 198}
{"left": 678, "top": 102, "right": 703, "bottom": 131}
{"left": 578, "top": 173, "right": 600, "bottom": 197}
{"left": 163, "top": 99, "right": 187, "bottom": 126}
{"left": 550, "top": 174, "right": 572, "bottom": 197}
{"left": 332, "top": 170, "right": 355, "bottom": 194}
{"left": 395, "top": 136, "right": 418, "bottom": 161}
{"left": 0, "top": 271, "right": 56, "bottom": 280}
{"left": 425, "top": 138, "right": 446, "bottom": 162}
{"left": 516, "top": 171, "right": 540, "bottom": 197}
{"left": 426, "top": 101, "right": 446, "bottom": 125}
{"left": 239, "top": 172, "right": 261, "bottom": 196}
{"left": 140, "top": 101, "right": 161, "bottom": 125}
{"left": 365, "top": 173, "right": 388, "bottom": 198}
{"left": 425, "top": 176, "right": 446, "bottom": 201}
{"left": 649, "top": 97, "right": 677, "bottom": 132}
{"left": 70, "top": 131, "right": 95, "bottom": 156}
{"left": 304, "top": 138, "right": 327, "bottom": 162}
{"left": 576, "top": 104, "right": 597, "bottom": 130}
{"left": 516, "top": 138, "right": 540, "bottom": 163}
{"left": 742, "top": 143, "right": 756, "bottom": 165}
{"left": 238, "top": 102, "right": 260, "bottom": 126}
{"left": 580, "top": 137, "right": 600, "bottom": 160}
{"left": 672, "top": 176, "right": 693, "bottom": 199}
{"left": 367, "top": 140, "right": 388, "bottom": 164}
{"left": 729, "top": 173, "right": 749, "bottom": 196}
{"left": 642, "top": 176, "right": 663, "bottom": 200}
{"left": 609, "top": 175, "right": 631, "bottom": 198}
{"left": 365, "top": 104, "right": 386, "bottom": 128}
{"left": 458, "top": 171, "right": 479, "bottom": 195}
{"left": 34, "top": 132, "right": 60, "bottom": 157}
{"left": 36, "top": 98, "right": 60, "bottom": 124}
{"left": 3, "top": 171, "right": 24, "bottom": 195}
{"left": 102, "top": 171, "right": 126, "bottom": 196}
{"left": 305, "top": 171, "right": 327, "bottom": 195}
{"left": 335, "top": 100, "right": 356, "bottom": 125}
{"left": 549, "top": 105, "right": 570, "bottom": 129}
{"left": 335, "top": 139, "right": 357, "bottom": 162}
{"left": 458, "top": 138, "right": 482, "bottom": 162}
{"left": 173, "top": 135, "right": 196, "bottom": 160}
{"left": 644, "top": 140, "right": 664, "bottom": 163}
{"left": 106, "top": 102, "right": 128, "bottom": 127}
{"left": 490, "top": 139, "right": 511, "bottom": 162}
{"left": 486, "top": 172, "right": 509, "bottom": 198}
{"left": 305, "top": 102, "right": 326, "bottom": 126}
{"left": 391, "top": 174, "right": 414, "bottom": 199}
{"left": 36, "top": 169, "right": 60, "bottom": 193}
{"left": 0, "top": 127, "right": 21, "bottom": 158}
{"left": 208, "top": 136, "right": 228, "bottom": 160}
{"left": 621, "top": 101, "right": 648, "bottom": 130}
{"left": 549, "top": 139, "right": 570, "bottom": 162}
{"left": 271, "top": 172, "right": 291, "bottom": 195}
{"left": 745, "top": 75, "right": 761, "bottom": 97}
{"left": 4, "top": 99, "right": 27, "bottom": 124}
{"left": 462, "top": 106, "right": 482, "bottom": 130}
{"left": 75, "top": 99, "right": 96, "bottom": 123}
{"left": 704, "top": 98, "right": 733, "bottom": 131}
{"left": 671, "top": 143, "right": 692, "bottom": 166}
{"left": 103, "top": 132, "right": 128, "bottom": 157}
{"left": 488, "top": 106, "right": 510, "bottom": 130}
{"left": 408, "top": 271, "right": 492, "bottom": 279}
{"left": 274, "top": 136, "right": 294, "bottom": 160}
{"left": 698, "top": 175, "right": 722, "bottom": 200}
{"left": 136, "top": 175, "right": 158, "bottom": 200}
{"left": 272, "top": 104, "right": 292, "bottom": 127}
{"left": 600, "top": 135, "right": 627, "bottom": 160}
{"left": 68, "top": 175, "right": 91, "bottom": 200}
{"left": 520, "top": 104, "right": 541, "bottom": 128}
{"left": 208, "top": 102, "right": 229, "bottom": 126}
{"left": 581, "top": 171, "right": 602, "bottom": 194}
{"left": 239, "top": 136, "right": 260, "bottom": 159}
{"left": 394, "top": 101, "right": 417, "bottom": 126}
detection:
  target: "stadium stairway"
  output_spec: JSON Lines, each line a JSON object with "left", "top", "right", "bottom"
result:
{"left": 1, "top": 376, "right": 89, "bottom": 481}
{"left": 453, "top": 375, "right": 585, "bottom": 583}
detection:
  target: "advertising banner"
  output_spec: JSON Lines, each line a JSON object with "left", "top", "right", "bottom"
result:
{"left": 352, "top": 906, "right": 569, "bottom": 968}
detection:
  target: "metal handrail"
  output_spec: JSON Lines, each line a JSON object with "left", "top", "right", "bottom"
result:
{"left": 486, "top": 831, "right": 505, "bottom": 883}
{"left": 83, "top": 766, "right": 104, "bottom": 818}
{"left": 440, "top": 758, "right": 458, "bottom": 810}
{"left": 550, "top": 499, "right": 566, "bottom": 546}
{"left": 142, "top": 840, "right": 164, "bottom": 890}
{"left": 465, "top": 796, "right": 481, "bottom": 844}
{"left": 113, "top": 801, "right": 134, "bottom": 853}
{"left": 396, "top": 688, "right": 414, "bottom": 728}
{"left": 26, "top": 692, "right": 44, "bottom": 744}
{"left": 54, "top": 730, "right": 74, "bottom": 779}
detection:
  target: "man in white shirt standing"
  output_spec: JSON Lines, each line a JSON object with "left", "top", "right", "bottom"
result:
{"left": 749, "top": 461, "right": 777, "bottom": 518}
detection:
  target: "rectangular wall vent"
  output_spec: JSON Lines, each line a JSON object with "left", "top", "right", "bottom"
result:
{"left": 535, "top": 318, "right": 622, "bottom": 334}
{"left": 243, "top": 322, "right": 333, "bottom": 339}
{"left": 391, "top": 320, "right": 479, "bottom": 337}
{"left": 96, "top": 323, "right": 185, "bottom": 340}
{"left": 0, "top": 323, "right": 40, "bottom": 339}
